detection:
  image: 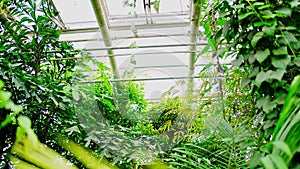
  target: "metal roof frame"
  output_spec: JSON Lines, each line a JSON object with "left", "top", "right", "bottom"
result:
{"left": 49, "top": 0, "right": 223, "bottom": 99}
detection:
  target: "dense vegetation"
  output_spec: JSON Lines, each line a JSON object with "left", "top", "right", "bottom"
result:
{"left": 0, "top": 0, "right": 299, "bottom": 168}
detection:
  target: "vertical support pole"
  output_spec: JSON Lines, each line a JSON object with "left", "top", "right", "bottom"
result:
{"left": 90, "top": 0, "right": 120, "bottom": 79}
{"left": 187, "top": 0, "right": 201, "bottom": 96}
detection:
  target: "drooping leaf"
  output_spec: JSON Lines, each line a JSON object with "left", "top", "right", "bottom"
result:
{"left": 261, "top": 10, "right": 276, "bottom": 19}
{"left": 231, "top": 56, "right": 244, "bottom": 67}
{"left": 284, "top": 26, "right": 297, "bottom": 31}
{"left": 251, "top": 32, "right": 264, "bottom": 47}
{"left": 130, "top": 24, "right": 137, "bottom": 33}
{"left": 72, "top": 86, "right": 80, "bottom": 101}
{"left": 197, "top": 45, "right": 210, "bottom": 58}
{"left": 208, "top": 38, "right": 217, "bottom": 52}
{"left": 233, "top": 4, "right": 245, "bottom": 9}
{"left": 258, "top": 4, "right": 271, "bottom": 10}
{"left": 241, "top": 78, "right": 250, "bottom": 88}
{"left": 66, "top": 126, "right": 81, "bottom": 135}
{"left": 50, "top": 94, "right": 58, "bottom": 106}
{"left": 238, "top": 12, "right": 254, "bottom": 20}
{"left": 200, "top": 62, "right": 213, "bottom": 74}
{"left": 252, "top": 2, "right": 265, "bottom": 6}
{"left": 283, "top": 31, "right": 298, "bottom": 43}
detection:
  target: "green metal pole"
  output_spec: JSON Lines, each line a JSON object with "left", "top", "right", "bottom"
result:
{"left": 90, "top": 0, "right": 120, "bottom": 79}
{"left": 188, "top": 0, "right": 202, "bottom": 96}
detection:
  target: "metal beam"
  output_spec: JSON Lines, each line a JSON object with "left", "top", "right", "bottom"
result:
{"left": 61, "top": 22, "right": 189, "bottom": 34}
{"left": 49, "top": 0, "right": 66, "bottom": 29}
{"left": 76, "top": 63, "right": 232, "bottom": 72}
{"left": 109, "top": 11, "right": 190, "bottom": 20}
{"left": 60, "top": 33, "right": 189, "bottom": 43}
{"left": 90, "top": 0, "right": 120, "bottom": 79}
{"left": 79, "top": 75, "right": 224, "bottom": 83}
{"left": 46, "top": 50, "right": 199, "bottom": 61}
{"left": 82, "top": 42, "right": 208, "bottom": 51}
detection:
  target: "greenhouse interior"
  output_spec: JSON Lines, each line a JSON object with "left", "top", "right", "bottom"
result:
{"left": 0, "top": 0, "right": 299, "bottom": 168}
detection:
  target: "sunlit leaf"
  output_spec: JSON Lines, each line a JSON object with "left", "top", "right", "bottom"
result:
{"left": 273, "top": 46, "right": 288, "bottom": 55}
{"left": 254, "top": 49, "right": 270, "bottom": 63}
{"left": 255, "top": 71, "right": 269, "bottom": 84}
{"left": 271, "top": 56, "right": 291, "bottom": 69}
{"left": 290, "top": 0, "right": 300, "bottom": 8}
{"left": 283, "top": 31, "right": 298, "bottom": 43}
{"left": 262, "top": 25, "right": 276, "bottom": 36}
{"left": 269, "top": 69, "right": 285, "bottom": 81}
{"left": 208, "top": 38, "right": 216, "bottom": 52}
{"left": 275, "top": 7, "right": 291, "bottom": 17}
{"left": 261, "top": 156, "right": 275, "bottom": 169}
{"left": 271, "top": 154, "right": 288, "bottom": 169}
{"left": 272, "top": 141, "right": 293, "bottom": 158}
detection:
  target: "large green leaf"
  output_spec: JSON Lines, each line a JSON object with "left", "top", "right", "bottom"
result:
{"left": 269, "top": 69, "right": 285, "bottom": 81}
{"left": 273, "top": 46, "right": 288, "bottom": 55}
{"left": 254, "top": 49, "right": 270, "bottom": 63}
{"left": 275, "top": 7, "right": 291, "bottom": 17}
{"left": 256, "top": 96, "right": 277, "bottom": 113}
{"left": 271, "top": 56, "right": 291, "bottom": 69}
{"left": 255, "top": 71, "right": 269, "bottom": 84}
{"left": 283, "top": 31, "right": 298, "bottom": 43}
{"left": 262, "top": 25, "right": 276, "bottom": 36}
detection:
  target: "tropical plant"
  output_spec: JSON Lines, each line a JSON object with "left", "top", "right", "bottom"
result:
{"left": 0, "top": 0, "right": 79, "bottom": 167}
{"left": 260, "top": 75, "right": 300, "bottom": 169}
{"left": 164, "top": 117, "right": 255, "bottom": 169}
{"left": 1, "top": 0, "right": 300, "bottom": 168}
{"left": 199, "top": 2, "right": 300, "bottom": 168}
{"left": 201, "top": 0, "right": 300, "bottom": 140}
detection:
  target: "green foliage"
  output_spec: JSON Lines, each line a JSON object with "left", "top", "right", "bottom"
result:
{"left": 1, "top": 0, "right": 299, "bottom": 169}
{"left": 261, "top": 75, "right": 300, "bottom": 169}
{"left": 165, "top": 117, "right": 254, "bottom": 169}
{"left": 226, "top": 0, "right": 298, "bottom": 138}
{"left": 0, "top": 80, "right": 23, "bottom": 129}
{"left": 0, "top": 0, "right": 80, "bottom": 167}
{"left": 201, "top": 0, "right": 300, "bottom": 168}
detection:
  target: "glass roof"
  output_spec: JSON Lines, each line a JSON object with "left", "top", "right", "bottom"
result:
{"left": 53, "top": 0, "right": 96, "bottom": 24}
{"left": 107, "top": 0, "right": 190, "bottom": 16}
{"left": 52, "top": 0, "right": 233, "bottom": 101}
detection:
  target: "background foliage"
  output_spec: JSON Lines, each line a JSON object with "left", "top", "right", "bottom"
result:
{"left": 0, "top": 0, "right": 299, "bottom": 169}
